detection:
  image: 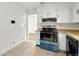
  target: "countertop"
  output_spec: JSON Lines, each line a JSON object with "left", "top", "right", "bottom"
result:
{"left": 57, "top": 28, "right": 79, "bottom": 41}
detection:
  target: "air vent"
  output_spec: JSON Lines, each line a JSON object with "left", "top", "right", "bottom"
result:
{"left": 40, "top": 2, "right": 45, "bottom": 5}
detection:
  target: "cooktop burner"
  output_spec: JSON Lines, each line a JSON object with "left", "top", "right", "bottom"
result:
{"left": 41, "top": 28, "right": 57, "bottom": 33}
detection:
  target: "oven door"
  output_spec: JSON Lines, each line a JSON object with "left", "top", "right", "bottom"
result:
{"left": 40, "top": 32, "right": 57, "bottom": 42}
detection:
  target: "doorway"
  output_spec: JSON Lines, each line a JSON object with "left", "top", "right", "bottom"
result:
{"left": 28, "top": 14, "right": 37, "bottom": 41}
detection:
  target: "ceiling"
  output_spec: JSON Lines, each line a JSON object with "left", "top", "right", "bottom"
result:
{"left": 17, "top": 2, "right": 40, "bottom": 11}
{"left": 16, "top": 2, "right": 74, "bottom": 11}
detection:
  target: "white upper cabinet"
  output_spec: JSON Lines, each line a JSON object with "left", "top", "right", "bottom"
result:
{"left": 72, "top": 3, "right": 79, "bottom": 23}
{"left": 41, "top": 8, "right": 57, "bottom": 18}
{"left": 37, "top": 3, "right": 71, "bottom": 23}
{"left": 37, "top": 7, "right": 57, "bottom": 23}
{"left": 57, "top": 8, "right": 70, "bottom": 23}
{"left": 37, "top": 7, "right": 70, "bottom": 23}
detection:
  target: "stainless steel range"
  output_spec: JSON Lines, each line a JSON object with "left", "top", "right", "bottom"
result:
{"left": 40, "top": 25, "right": 57, "bottom": 42}
{"left": 40, "top": 18, "right": 59, "bottom": 52}
{"left": 40, "top": 18, "right": 57, "bottom": 42}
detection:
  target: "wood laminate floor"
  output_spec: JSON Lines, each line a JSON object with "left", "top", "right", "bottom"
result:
{"left": 2, "top": 40, "right": 66, "bottom": 56}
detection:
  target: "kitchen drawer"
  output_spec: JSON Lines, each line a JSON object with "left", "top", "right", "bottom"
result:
{"left": 40, "top": 42, "right": 48, "bottom": 50}
{"left": 40, "top": 40, "right": 59, "bottom": 52}
{"left": 48, "top": 44, "right": 58, "bottom": 52}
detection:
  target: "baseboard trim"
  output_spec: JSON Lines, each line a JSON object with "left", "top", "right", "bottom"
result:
{"left": 59, "top": 49, "right": 66, "bottom": 53}
{"left": 0, "top": 39, "right": 26, "bottom": 55}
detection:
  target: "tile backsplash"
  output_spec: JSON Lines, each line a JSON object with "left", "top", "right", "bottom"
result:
{"left": 38, "top": 23, "right": 79, "bottom": 29}
{"left": 57, "top": 23, "right": 79, "bottom": 29}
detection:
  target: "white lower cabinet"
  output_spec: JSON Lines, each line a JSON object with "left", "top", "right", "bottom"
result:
{"left": 58, "top": 32, "right": 66, "bottom": 51}
{"left": 36, "top": 32, "right": 40, "bottom": 45}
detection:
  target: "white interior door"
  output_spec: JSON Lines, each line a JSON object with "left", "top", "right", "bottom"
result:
{"left": 28, "top": 14, "right": 37, "bottom": 40}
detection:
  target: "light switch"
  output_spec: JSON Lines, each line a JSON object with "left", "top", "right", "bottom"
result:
{"left": 21, "top": 24, "right": 25, "bottom": 29}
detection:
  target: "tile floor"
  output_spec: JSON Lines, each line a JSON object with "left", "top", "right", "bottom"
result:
{"left": 2, "top": 40, "right": 66, "bottom": 56}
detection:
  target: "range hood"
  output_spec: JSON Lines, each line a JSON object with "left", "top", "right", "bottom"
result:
{"left": 41, "top": 18, "right": 57, "bottom": 25}
{"left": 42, "top": 18, "right": 57, "bottom": 22}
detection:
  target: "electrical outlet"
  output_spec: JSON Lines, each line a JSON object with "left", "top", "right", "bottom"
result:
{"left": 76, "top": 9, "right": 79, "bottom": 14}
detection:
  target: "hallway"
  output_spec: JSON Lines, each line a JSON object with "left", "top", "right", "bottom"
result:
{"left": 2, "top": 40, "right": 66, "bottom": 56}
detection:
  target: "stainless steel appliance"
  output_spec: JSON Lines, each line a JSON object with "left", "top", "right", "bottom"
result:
{"left": 39, "top": 18, "right": 58, "bottom": 52}
{"left": 66, "top": 35, "right": 78, "bottom": 56}
{"left": 40, "top": 27, "right": 57, "bottom": 42}
{"left": 42, "top": 18, "right": 57, "bottom": 22}
{"left": 40, "top": 18, "right": 57, "bottom": 42}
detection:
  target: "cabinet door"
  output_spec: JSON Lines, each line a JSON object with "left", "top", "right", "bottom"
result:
{"left": 58, "top": 33, "right": 66, "bottom": 51}
{"left": 72, "top": 3, "right": 79, "bottom": 23}
{"left": 48, "top": 44, "right": 58, "bottom": 52}
{"left": 41, "top": 8, "right": 56, "bottom": 18}
{"left": 36, "top": 32, "right": 40, "bottom": 45}
{"left": 57, "top": 8, "right": 69, "bottom": 23}
{"left": 40, "top": 41, "right": 48, "bottom": 50}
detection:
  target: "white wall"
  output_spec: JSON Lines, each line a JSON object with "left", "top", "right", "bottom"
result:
{"left": 0, "top": 3, "right": 27, "bottom": 55}
{"left": 27, "top": 9, "right": 37, "bottom": 15}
